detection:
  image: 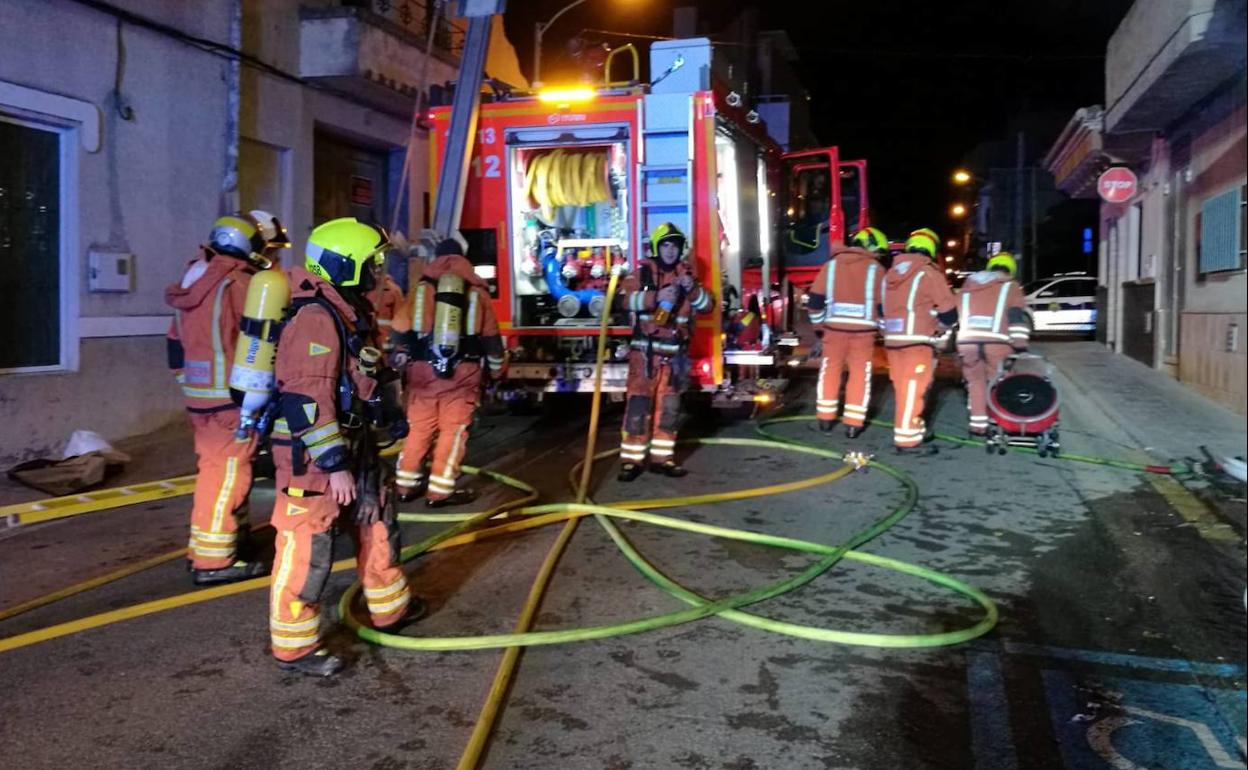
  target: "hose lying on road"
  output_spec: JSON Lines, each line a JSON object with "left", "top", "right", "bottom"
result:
{"left": 755, "top": 415, "right": 1194, "bottom": 476}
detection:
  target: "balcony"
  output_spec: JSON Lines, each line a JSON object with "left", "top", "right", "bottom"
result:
{"left": 1105, "top": 0, "right": 1246, "bottom": 133}
{"left": 298, "top": 0, "right": 465, "bottom": 117}
{"left": 1043, "top": 106, "right": 1154, "bottom": 198}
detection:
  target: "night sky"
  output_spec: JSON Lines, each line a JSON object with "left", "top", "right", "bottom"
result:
{"left": 503, "top": 0, "right": 1134, "bottom": 238}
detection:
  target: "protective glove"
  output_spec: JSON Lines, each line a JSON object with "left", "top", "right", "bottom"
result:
{"left": 354, "top": 467, "right": 382, "bottom": 526}
{"left": 388, "top": 416, "right": 410, "bottom": 441}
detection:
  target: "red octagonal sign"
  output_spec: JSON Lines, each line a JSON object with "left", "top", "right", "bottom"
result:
{"left": 1097, "top": 167, "right": 1138, "bottom": 203}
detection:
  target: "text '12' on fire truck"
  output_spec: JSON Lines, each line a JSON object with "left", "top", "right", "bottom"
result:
{"left": 428, "top": 36, "right": 869, "bottom": 409}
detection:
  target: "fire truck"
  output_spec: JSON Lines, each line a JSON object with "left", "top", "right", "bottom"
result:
{"left": 429, "top": 36, "right": 868, "bottom": 404}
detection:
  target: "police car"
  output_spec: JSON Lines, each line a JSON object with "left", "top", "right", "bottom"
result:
{"left": 1023, "top": 272, "right": 1097, "bottom": 334}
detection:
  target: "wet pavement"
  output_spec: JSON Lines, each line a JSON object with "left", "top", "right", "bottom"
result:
{"left": 1, "top": 342, "right": 1244, "bottom": 770}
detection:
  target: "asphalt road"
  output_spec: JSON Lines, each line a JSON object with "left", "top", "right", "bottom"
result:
{"left": 1, "top": 351, "right": 1244, "bottom": 770}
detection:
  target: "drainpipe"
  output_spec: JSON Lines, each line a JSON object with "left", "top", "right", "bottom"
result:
{"left": 222, "top": 0, "right": 241, "bottom": 214}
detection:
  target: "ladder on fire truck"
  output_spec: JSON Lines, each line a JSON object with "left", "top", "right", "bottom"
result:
{"left": 637, "top": 91, "right": 695, "bottom": 257}
{"left": 429, "top": 0, "right": 507, "bottom": 239}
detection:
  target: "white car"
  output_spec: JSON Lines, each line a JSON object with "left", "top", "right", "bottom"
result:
{"left": 1023, "top": 273, "right": 1098, "bottom": 334}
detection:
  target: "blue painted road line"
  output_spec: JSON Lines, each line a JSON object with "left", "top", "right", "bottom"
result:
{"left": 998, "top": 641, "right": 1246, "bottom": 679}
{"left": 966, "top": 646, "right": 1021, "bottom": 770}
{"left": 1043, "top": 670, "right": 1247, "bottom": 770}
{"left": 967, "top": 642, "right": 1248, "bottom": 770}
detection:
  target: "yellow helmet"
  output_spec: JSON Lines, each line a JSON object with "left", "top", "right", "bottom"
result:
{"left": 850, "top": 226, "right": 889, "bottom": 254}
{"left": 910, "top": 227, "right": 939, "bottom": 245}
{"left": 986, "top": 251, "right": 1017, "bottom": 276}
{"left": 305, "top": 217, "right": 390, "bottom": 287}
{"left": 650, "top": 222, "right": 687, "bottom": 259}
{"left": 209, "top": 213, "right": 267, "bottom": 261}
{"left": 904, "top": 233, "right": 938, "bottom": 258}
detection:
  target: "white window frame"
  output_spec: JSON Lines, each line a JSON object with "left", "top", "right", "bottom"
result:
{"left": 0, "top": 111, "right": 79, "bottom": 375}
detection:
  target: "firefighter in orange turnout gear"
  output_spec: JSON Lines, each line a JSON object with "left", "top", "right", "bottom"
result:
{"left": 806, "top": 227, "right": 888, "bottom": 439}
{"left": 390, "top": 239, "right": 505, "bottom": 507}
{"left": 617, "top": 223, "right": 714, "bottom": 482}
{"left": 956, "top": 252, "right": 1031, "bottom": 435}
{"left": 268, "top": 218, "right": 419, "bottom": 677}
{"left": 166, "top": 211, "right": 289, "bottom": 585}
{"left": 366, "top": 257, "right": 405, "bottom": 352}
{"left": 880, "top": 232, "right": 958, "bottom": 455}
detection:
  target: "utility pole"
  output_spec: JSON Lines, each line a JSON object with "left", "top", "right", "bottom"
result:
{"left": 1029, "top": 165, "right": 1038, "bottom": 284}
{"left": 1014, "top": 130, "right": 1026, "bottom": 282}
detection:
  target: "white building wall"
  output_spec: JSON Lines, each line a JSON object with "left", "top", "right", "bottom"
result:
{"left": 0, "top": 0, "right": 231, "bottom": 463}
{"left": 0, "top": 0, "right": 463, "bottom": 463}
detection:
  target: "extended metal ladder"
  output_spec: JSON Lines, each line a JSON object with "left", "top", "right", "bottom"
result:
{"left": 430, "top": 0, "right": 506, "bottom": 239}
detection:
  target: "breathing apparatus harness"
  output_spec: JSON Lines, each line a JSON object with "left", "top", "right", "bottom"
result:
{"left": 268, "top": 282, "right": 407, "bottom": 477}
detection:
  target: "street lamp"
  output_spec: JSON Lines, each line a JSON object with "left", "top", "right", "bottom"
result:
{"left": 945, "top": 239, "right": 958, "bottom": 249}
{"left": 534, "top": 0, "right": 637, "bottom": 85}
{"left": 952, "top": 169, "right": 973, "bottom": 185}
{"left": 950, "top": 203, "right": 967, "bottom": 218}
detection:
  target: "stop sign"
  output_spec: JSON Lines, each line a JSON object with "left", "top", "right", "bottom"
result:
{"left": 1097, "top": 167, "right": 1138, "bottom": 203}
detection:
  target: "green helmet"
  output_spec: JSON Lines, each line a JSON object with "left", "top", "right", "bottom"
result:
{"left": 650, "top": 222, "right": 688, "bottom": 259}
{"left": 850, "top": 226, "right": 889, "bottom": 254}
{"left": 986, "top": 251, "right": 1017, "bottom": 276}
{"left": 904, "top": 233, "right": 938, "bottom": 258}
{"left": 910, "top": 227, "right": 939, "bottom": 245}
{"left": 305, "top": 217, "right": 389, "bottom": 287}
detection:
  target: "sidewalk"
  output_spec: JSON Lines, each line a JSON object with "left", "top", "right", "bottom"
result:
{"left": 1038, "top": 341, "right": 1247, "bottom": 466}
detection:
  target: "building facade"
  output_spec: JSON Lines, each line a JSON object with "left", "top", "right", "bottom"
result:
{"left": 0, "top": 0, "right": 523, "bottom": 463}
{"left": 1045, "top": 0, "right": 1246, "bottom": 413}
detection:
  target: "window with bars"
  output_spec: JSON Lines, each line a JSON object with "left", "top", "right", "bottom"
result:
{"left": 1197, "top": 184, "right": 1246, "bottom": 274}
{"left": 0, "top": 118, "right": 62, "bottom": 371}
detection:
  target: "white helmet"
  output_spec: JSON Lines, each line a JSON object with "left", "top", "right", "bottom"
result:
{"left": 249, "top": 209, "right": 292, "bottom": 250}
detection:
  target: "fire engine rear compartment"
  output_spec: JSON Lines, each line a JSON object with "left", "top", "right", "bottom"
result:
{"left": 504, "top": 125, "right": 633, "bottom": 331}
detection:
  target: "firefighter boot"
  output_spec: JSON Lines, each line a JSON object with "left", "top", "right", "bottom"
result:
{"left": 845, "top": 425, "right": 864, "bottom": 439}
{"left": 893, "top": 445, "right": 939, "bottom": 457}
{"left": 426, "top": 488, "right": 477, "bottom": 509}
{"left": 818, "top": 420, "right": 836, "bottom": 433}
{"left": 192, "top": 560, "right": 271, "bottom": 586}
{"left": 277, "top": 649, "right": 345, "bottom": 678}
{"left": 650, "top": 460, "right": 688, "bottom": 478}
{"left": 375, "top": 596, "right": 429, "bottom": 633}
{"left": 618, "top": 463, "right": 644, "bottom": 482}
{"left": 397, "top": 482, "right": 428, "bottom": 504}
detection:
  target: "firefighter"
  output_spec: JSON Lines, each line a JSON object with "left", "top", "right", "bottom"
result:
{"left": 366, "top": 254, "right": 405, "bottom": 353}
{"left": 881, "top": 230, "right": 958, "bottom": 455}
{"left": 390, "top": 239, "right": 505, "bottom": 507}
{"left": 956, "top": 252, "right": 1031, "bottom": 435}
{"left": 805, "top": 226, "right": 888, "bottom": 439}
{"left": 165, "top": 211, "right": 289, "bottom": 585}
{"left": 267, "top": 217, "right": 418, "bottom": 677}
{"left": 617, "top": 222, "right": 714, "bottom": 481}
{"left": 726, "top": 294, "right": 765, "bottom": 382}
{"left": 726, "top": 295, "right": 763, "bottom": 351}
